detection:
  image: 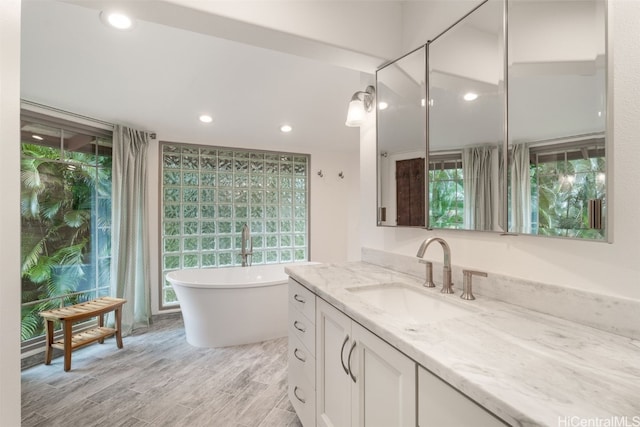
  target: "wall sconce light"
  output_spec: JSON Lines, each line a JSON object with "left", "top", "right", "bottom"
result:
{"left": 345, "top": 85, "right": 376, "bottom": 127}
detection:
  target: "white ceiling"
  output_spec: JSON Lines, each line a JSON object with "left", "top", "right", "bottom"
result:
{"left": 21, "top": 0, "right": 396, "bottom": 153}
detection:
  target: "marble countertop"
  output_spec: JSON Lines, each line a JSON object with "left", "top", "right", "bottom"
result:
{"left": 285, "top": 261, "right": 640, "bottom": 427}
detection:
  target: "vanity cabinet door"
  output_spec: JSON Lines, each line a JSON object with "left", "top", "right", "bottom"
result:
{"left": 351, "top": 322, "right": 416, "bottom": 427}
{"left": 418, "top": 366, "right": 507, "bottom": 426}
{"left": 316, "top": 298, "right": 416, "bottom": 427}
{"left": 316, "top": 298, "right": 353, "bottom": 427}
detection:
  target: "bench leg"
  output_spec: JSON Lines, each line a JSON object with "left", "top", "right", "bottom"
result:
{"left": 98, "top": 314, "right": 105, "bottom": 344}
{"left": 44, "top": 320, "right": 54, "bottom": 365}
{"left": 63, "top": 320, "right": 72, "bottom": 372}
{"left": 115, "top": 307, "right": 124, "bottom": 349}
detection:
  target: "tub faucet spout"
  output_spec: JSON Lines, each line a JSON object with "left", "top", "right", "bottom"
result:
{"left": 241, "top": 224, "right": 253, "bottom": 267}
{"left": 416, "top": 237, "right": 454, "bottom": 294}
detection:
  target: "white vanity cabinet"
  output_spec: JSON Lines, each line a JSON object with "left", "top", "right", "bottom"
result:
{"left": 289, "top": 277, "right": 505, "bottom": 427}
{"left": 418, "top": 366, "right": 507, "bottom": 426}
{"left": 316, "top": 298, "right": 416, "bottom": 427}
{"left": 288, "top": 279, "right": 317, "bottom": 427}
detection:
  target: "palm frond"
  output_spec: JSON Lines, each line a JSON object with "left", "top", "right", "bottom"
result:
{"left": 25, "top": 256, "right": 53, "bottom": 284}
{"left": 41, "top": 200, "right": 64, "bottom": 220}
{"left": 63, "top": 210, "right": 90, "bottom": 228}
{"left": 20, "top": 311, "right": 43, "bottom": 341}
{"left": 21, "top": 237, "right": 48, "bottom": 275}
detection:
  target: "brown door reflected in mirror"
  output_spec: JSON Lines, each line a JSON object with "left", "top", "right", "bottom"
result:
{"left": 396, "top": 158, "right": 425, "bottom": 226}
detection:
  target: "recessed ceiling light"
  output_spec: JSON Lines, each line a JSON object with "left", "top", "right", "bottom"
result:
{"left": 100, "top": 11, "right": 134, "bottom": 30}
{"left": 199, "top": 115, "right": 213, "bottom": 123}
{"left": 32, "top": 135, "right": 43, "bottom": 141}
{"left": 378, "top": 102, "right": 388, "bottom": 110}
{"left": 280, "top": 124, "right": 293, "bottom": 133}
{"left": 463, "top": 92, "right": 478, "bottom": 102}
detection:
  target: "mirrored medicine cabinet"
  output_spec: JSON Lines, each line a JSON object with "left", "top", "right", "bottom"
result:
{"left": 377, "top": 46, "right": 427, "bottom": 227}
{"left": 376, "top": 0, "right": 608, "bottom": 241}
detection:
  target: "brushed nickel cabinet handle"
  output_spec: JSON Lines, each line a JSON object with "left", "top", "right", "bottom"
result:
{"left": 293, "top": 320, "right": 306, "bottom": 333}
{"left": 293, "top": 386, "right": 306, "bottom": 404}
{"left": 347, "top": 341, "right": 357, "bottom": 383}
{"left": 340, "top": 335, "right": 350, "bottom": 376}
{"left": 294, "top": 348, "right": 306, "bottom": 363}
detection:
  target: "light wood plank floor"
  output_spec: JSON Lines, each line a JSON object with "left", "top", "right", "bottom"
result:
{"left": 21, "top": 314, "right": 302, "bottom": 427}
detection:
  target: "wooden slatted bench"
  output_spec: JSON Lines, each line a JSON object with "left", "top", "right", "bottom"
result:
{"left": 39, "top": 297, "right": 127, "bottom": 371}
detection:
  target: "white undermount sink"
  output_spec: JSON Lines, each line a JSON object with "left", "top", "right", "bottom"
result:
{"left": 347, "top": 282, "right": 473, "bottom": 325}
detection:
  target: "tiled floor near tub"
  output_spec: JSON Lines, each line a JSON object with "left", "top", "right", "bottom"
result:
{"left": 21, "top": 314, "right": 302, "bottom": 427}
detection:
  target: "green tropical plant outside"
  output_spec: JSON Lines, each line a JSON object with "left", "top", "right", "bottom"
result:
{"left": 428, "top": 153, "right": 605, "bottom": 238}
{"left": 533, "top": 156, "right": 605, "bottom": 239}
{"left": 20, "top": 142, "right": 112, "bottom": 341}
{"left": 429, "top": 168, "right": 464, "bottom": 229}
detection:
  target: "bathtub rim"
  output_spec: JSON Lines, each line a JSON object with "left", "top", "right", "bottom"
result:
{"left": 165, "top": 261, "right": 317, "bottom": 289}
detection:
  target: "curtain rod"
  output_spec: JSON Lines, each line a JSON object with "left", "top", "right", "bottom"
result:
{"left": 21, "top": 99, "right": 157, "bottom": 138}
{"left": 21, "top": 99, "right": 114, "bottom": 129}
{"left": 515, "top": 132, "right": 605, "bottom": 148}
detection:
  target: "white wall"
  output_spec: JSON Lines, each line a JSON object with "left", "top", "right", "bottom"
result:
{"left": 149, "top": 140, "right": 361, "bottom": 314}
{"left": 309, "top": 148, "right": 361, "bottom": 263}
{"left": 0, "top": 0, "right": 22, "bottom": 423}
{"left": 361, "top": 0, "right": 640, "bottom": 301}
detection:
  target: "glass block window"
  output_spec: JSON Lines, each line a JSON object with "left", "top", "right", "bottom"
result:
{"left": 160, "top": 143, "right": 310, "bottom": 307}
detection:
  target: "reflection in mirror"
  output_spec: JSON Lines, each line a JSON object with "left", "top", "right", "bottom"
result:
{"left": 508, "top": 0, "right": 607, "bottom": 240}
{"left": 377, "top": 46, "right": 426, "bottom": 227}
{"left": 428, "top": 0, "right": 505, "bottom": 231}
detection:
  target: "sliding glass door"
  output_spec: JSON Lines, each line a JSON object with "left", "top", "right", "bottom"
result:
{"left": 20, "top": 112, "right": 112, "bottom": 350}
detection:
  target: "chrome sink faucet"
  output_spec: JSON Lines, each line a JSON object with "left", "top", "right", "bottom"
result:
{"left": 416, "top": 237, "right": 454, "bottom": 294}
{"left": 241, "top": 223, "right": 253, "bottom": 267}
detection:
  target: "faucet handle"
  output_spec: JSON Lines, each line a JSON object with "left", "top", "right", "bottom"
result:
{"left": 464, "top": 269, "right": 488, "bottom": 277}
{"left": 461, "top": 269, "right": 488, "bottom": 300}
{"left": 418, "top": 260, "right": 436, "bottom": 288}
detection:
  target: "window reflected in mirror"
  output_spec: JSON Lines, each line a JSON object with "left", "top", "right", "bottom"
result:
{"left": 510, "top": 138, "right": 605, "bottom": 239}
{"left": 428, "top": 154, "right": 463, "bottom": 229}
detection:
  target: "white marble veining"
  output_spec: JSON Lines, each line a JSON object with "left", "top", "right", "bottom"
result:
{"left": 362, "top": 247, "right": 640, "bottom": 340}
{"left": 285, "top": 261, "right": 640, "bottom": 427}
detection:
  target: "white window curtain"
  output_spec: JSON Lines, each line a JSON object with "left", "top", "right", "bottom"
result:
{"left": 111, "top": 125, "right": 151, "bottom": 335}
{"left": 510, "top": 142, "right": 532, "bottom": 234}
{"left": 462, "top": 145, "right": 495, "bottom": 230}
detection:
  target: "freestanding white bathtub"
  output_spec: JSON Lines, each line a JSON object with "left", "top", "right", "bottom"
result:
{"left": 166, "top": 263, "right": 304, "bottom": 348}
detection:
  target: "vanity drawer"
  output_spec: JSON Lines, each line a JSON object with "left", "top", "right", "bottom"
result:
{"left": 288, "top": 370, "right": 315, "bottom": 427}
{"left": 289, "top": 278, "right": 315, "bottom": 323}
{"left": 289, "top": 333, "right": 315, "bottom": 389}
{"left": 289, "top": 303, "right": 315, "bottom": 354}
